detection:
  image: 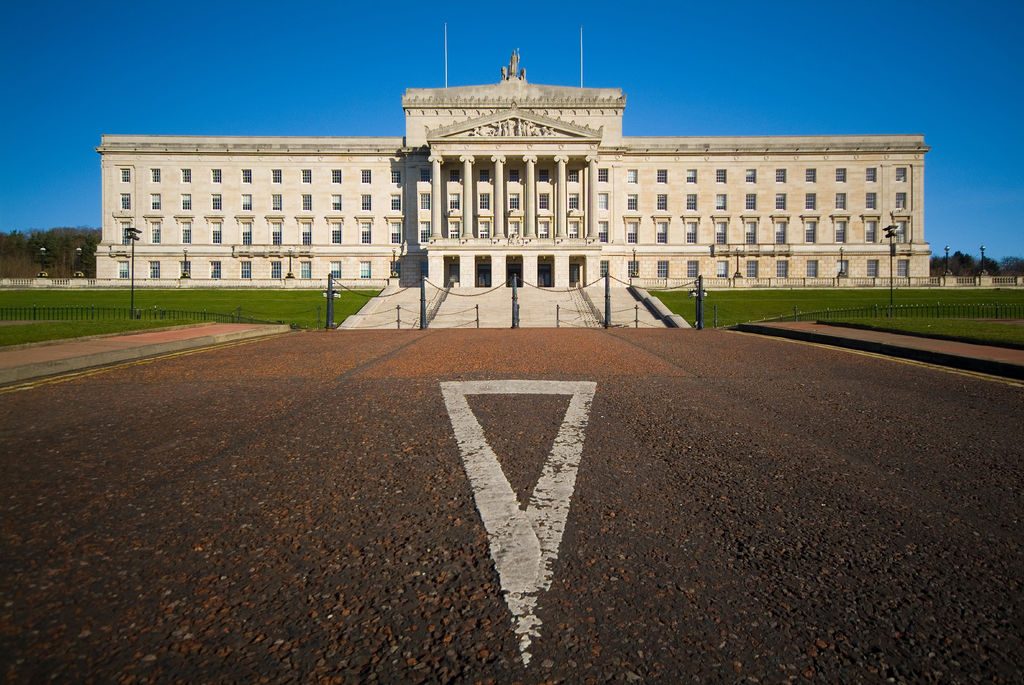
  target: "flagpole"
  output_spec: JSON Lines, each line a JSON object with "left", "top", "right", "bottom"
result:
{"left": 444, "top": 23, "right": 448, "bottom": 88}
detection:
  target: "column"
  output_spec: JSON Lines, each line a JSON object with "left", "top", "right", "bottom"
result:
{"left": 586, "top": 155, "right": 598, "bottom": 239}
{"left": 554, "top": 155, "right": 568, "bottom": 239}
{"left": 524, "top": 155, "right": 537, "bottom": 238}
{"left": 461, "top": 155, "right": 474, "bottom": 239}
{"left": 491, "top": 155, "right": 505, "bottom": 239}
{"left": 429, "top": 154, "right": 442, "bottom": 240}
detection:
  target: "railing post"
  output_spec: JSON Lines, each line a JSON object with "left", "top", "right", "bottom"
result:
{"left": 793, "top": 306, "right": 798, "bottom": 322}
{"left": 326, "top": 274, "right": 335, "bottom": 329}
{"left": 511, "top": 277, "right": 519, "bottom": 328}
{"left": 556, "top": 304, "right": 560, "bottom": 328}
{"left": 695, "top": 275, "right": 704, "bottom": 330}
{"left": 635, "top": 304, "right": 639, "bottom": 328}
{"left": 476, "top": 304, "right": 479, "bottom": 328}
{"left": 419, "top": 276, "right": 427, "bottom": 330}
{"left": 396, "top": 304, "right": 401, "bottom": 329}
{"left": 713, "top": 304, "right": 718, "bottom": 328}
{"left": 604, "top": 273, "right": 610, "bottom": 328}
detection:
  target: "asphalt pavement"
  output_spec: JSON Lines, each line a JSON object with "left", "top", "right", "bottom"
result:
{"left": 1, "top": 328, "right": 1021, "bottom": 682}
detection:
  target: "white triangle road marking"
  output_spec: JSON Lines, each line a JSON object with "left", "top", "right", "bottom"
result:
{"left": 440, "top": 380, "right": 597, "bottom": 666}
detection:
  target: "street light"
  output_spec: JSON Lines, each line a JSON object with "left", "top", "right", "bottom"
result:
{"left": 391, "top": 247, "right": 398, "bottom": 278}
{"left": 182, "top": 248, "right": 190, "bottom": 278}
{"left": 125, "top": 226, "right": 142, "bottom": 317}
{"left": 838, "top": 247, "right": 846, "bottom": 277}
{"left": 38, "top": 247, "right": 47, "bottom": 277}
{"left": 631, "top": 247, "right": 637, "bottom": 282}
{"left": 883, "top": 222, "right": 899, "bottom": 312}
{"left": 980, "top": 245, "right": 988, "bottom": 276}
{"left": 75, "top": 247, "right": 84, "bottom": 278}
{"left": 944, "top": 245, "right": 950, "bottom": 275}
{"left": 286, "top": 248, "right": 295, "bottom": 279}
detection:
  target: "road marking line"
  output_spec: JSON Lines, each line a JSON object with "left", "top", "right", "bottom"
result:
{"left": 441, "top": 380, "right": 596, "bottom": 666}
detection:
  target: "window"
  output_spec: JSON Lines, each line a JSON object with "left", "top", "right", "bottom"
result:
{"left": 212, "top": 169, "right": 222, "bottom": 183}
{"left": 333, "top": 194, "right": 343, "bottom": 211}
{"left": 391, "top": 170, "right": 401, "bottom": 184}
{"left": 896, "top": 221, "right": 907, "bottom": 242}
{"left": 151, "top": 168, "right": 161, "bottom": 183}
{"left": 775, "top": 193, "right": 787, "bottom": 210}
{"left": 242, "top": 169, "right": 252, "bottom": 184}
{"left": 865, "top": 167, "right": 878, "bottom": 183}
{"left": 362, "top": 169, "right": 372, "bottom": 184}
{"left": 627, "top": 260, "right": 638, "bottom": 278}
{"left": 897, "top": 259, "right": 909, "bottom": 277}
{"left": 626, "top": 194, "right": 638, "bottom": 211}
{"left": 776, "top": 260, "right": 788, "bottom": 278}
{"left": 895, "top": 167, "right": 907, "bottom": 182}
{"left": 657, "top": 260, "right": 669, "bottom": 278}
{"left": 449, "top": 168, "right": 460, "bottom": 183}
{"left": 361, "top": 221, "right": 372, "bottom": 244}
{"left": 805, "top": 168, "right": 816, "bottom": 183}
{"left": 715, "top": 222, "right": 727, "bottom": 245}
{"left": 271, "top": 261, "right": 282, "bottom": 279}
{"left": 715, "top": 194, "right": 727, "bottom": 211}
{"left": 391, "top": 222, "right": 402, "bottom": 244}
{"left": 212, "top": 223, "right": 222, "bottom": 244}
{"left": 449, "top": 193, "right": 460, "bottom": 210}
{"left": 479, "top": 193, "right": 490, "bottom": 210}
{"left": 151, "top": 193, "right": 161, "bottom": 210}
{"left": 539, "top": 169, "right": 550, "bottom": 182}
{"left": 600, "top": 260, "right": 609, "bottom": 277}
{"left": 272, "top": 169, "right": 282, "bottom": 184}
{"left": 657, "top": 169, "right": 668, "bottom": 183}
{"left": 210, "top": 261, "right": 221, "bottom": 279}
{"left": 627, "top": 169, "right": 638, "bottom": 183}
{"left": 656, "top": 221, "right": 668, "bottom": 244}
{"left": 745, "top": 169, "right": 756, "bottom": 183}
{"left": 683, "top": 194, "right": 695, "bottom": 211}
{"left": 539, "top": 193, "right": 551, "bottom": 210}
{"left": 509, "top": 169, "right": 519, "bottom": 183}
{"left": 746, "top": 261, "right": 759, "bottom": 278}
{"left": 330, "top": 261, "right": 342, "bottom": 278}
{"left": 332, "top": 224, "right": 342, "bottom": 244}
{"left": 241, "top": 261, "right": 252, "bottom": 279}
{"left": 361, "top": 194, "right": 372, "bottom": 211}
{"left": 119, "top": 261, "right": 129, "bottom": 279}
{"left": 509, "top": 220, "right": 520, "bottom": 236}
{"left": 242, "top": 194, "right": 252, "bottom": 211}
{"left": 271, "top": 222, "right": 282, "bottom": 245}
{"left": 835, "top": 168, "right": 846, "bottom": 183}
{"left": 716, "top": 169, "right": 727, "bottom": 183}
{"left": 687, "top": 260, "right": 699, "bottom": 278}
{"left": 686, "top": 221, "right": 697, "bottom": 244}
{"left": 302, "top": 222, "right": 312, "bottom": 245}
{"left": 150, "top": 261, "right": 160, "bottom": 279}
{"left": 805, "top": 193, "right": 816, "bottom": 210}
{"left": 121, "top": 193, "right": 131, "bottom": 210}
{"left": 181, "top": 168, "right": 191, "bottom": 183}
{"left": 182, "top": 221, "right": 192, "bottom": 244}
{"left": 598, "top": 221, "right": 609, "bottom": 243}
{"left": 477, "top": 169, "right": 490, "bottom": 183}
{"left": 598, "top": 193, "right": 609, "bottom": 210}
{"left": 716, "top": 261, "right": 728, "bottom": 278}
{"left": 567, "top": 169, "right": 579, "bottom": 183}
{"left": 895, "top": 192, "right": 907, "bottom": 209}
{"left": 538, "top": 220, "right": 550, "bottom": 238}
{"left": 359, "top": 261, "right": 371, "bottom": 279}
{"left": 420, "top": 168, "right": 430, "bottom": 182}
{"left": 302, "top": 169, "right": 312, "bottom": 184}
{"left": 598, "top": 168, "right": 608, "bottom": 183}
{"left": 420, "top": 193, "right": 430, "bottom": 210}
{"left": 508, "top": 193, "right": 520, "bottom": 210}
{"left": 745, "top": 221, "right": 757, "bottom": 244}
{"left": 775, "top": 221, "right": 787, "bottom": 244}
{"left": 121, "top": 222, "right": 132, "bottom": 245}
{"left": 212, "top": 194, "right": 222, "bottom": 211}
{"left": 657, "top": 194, "right": 668, "bottom": 211}
{"left": 391, "top": 194, "right": 401, "bottom": 211}
{"left": 776, "top": 168, "right": 787, "bottom": 183}
{"left": 419, "top": 221, "right": 430, "bottom": 242}
{"left": 745, "top": 194, "right": 757, "bottom": 210}
{"left": 686, "top": 169, "right": 697, "bottom": 183}
{"left": 626, "top": 222, "right": 638, "bottom": 244}
{"left": 151, "top": 221, "right": 161, "bottom": 243}
{"left": 804, "top": 221, "right": 817, "bottom": 243}
{"left": 121, "top": 168, "right": 131, "bottom": 183}
{"left": 333, "top": 169, "right": 343, "bottom": 184}
{"left": 565, "top": 193, "right": 577, "bottom": 210}
{"left": 835, "top": 192, "right": 846, "bottom": 210}
{"left": 867, "top": 259, "right": 879, "bottom": 277}
{"left": 866, "top": 192, "right": 877, "bottom": 210}
{"left": 866, "top": 220, "right": 878, "bottom": 243}
{"left": 301, "top": 261, "right": 311, "bottom": 279}
{"left": 806, "top": 260, "right": 818, "bottom": 277}
{"left": 480, "top": 220, "right": 492, "bottom": 239}
{"left": 242, "top": 221, "right": 252, "bottom": 245}
{"left": 567, "top": 220, "right": 578, "bottom": 239}
{"left": 272, "top": 194, "right": 282, "bottom": 211}
{"left": 835, "top": 220, "right": 847, "bottom": 243}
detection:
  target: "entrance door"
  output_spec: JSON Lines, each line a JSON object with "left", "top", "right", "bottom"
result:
{"left": 569, "top": 263, "right": 581, "bottom": 287}
{"left": 506, "top": 263, "right": 522, "bottom": 287}
{"left": 447, "top": 262, "right": 460, "bottom": 285}
{"left": 537, "top": 263, "right": 553, "bottom": 287}
{"left": 476, "top": 263, "right": 491, "bottom": 287}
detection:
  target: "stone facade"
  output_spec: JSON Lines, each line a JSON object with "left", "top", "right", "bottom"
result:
{"left": 96, "top": 62, "right": 929, "bottom": 287}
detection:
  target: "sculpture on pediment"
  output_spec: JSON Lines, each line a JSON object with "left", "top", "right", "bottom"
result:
{"left": 464, "top": 117, "right": 561, "bottom": 138}
{"left": 501, "top": 50, "right": 526, "bottom": 82}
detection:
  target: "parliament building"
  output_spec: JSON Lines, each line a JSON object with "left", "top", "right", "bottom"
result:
{"left": 96, "top": 54, "right": 930, "bottom": 288}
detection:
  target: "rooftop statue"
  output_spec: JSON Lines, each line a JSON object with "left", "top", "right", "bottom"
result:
{"left": 501, "top": 49, "right": 525, "bottom": 82}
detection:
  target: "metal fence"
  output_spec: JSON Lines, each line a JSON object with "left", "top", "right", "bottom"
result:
{"left": 0, "top": 304, "right": 282, "bottom": 325}
{"left": 760, "top": 302, "right": 1024, "bottom": 323}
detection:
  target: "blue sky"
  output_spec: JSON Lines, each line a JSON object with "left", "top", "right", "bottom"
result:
{"left": 1, "top": 0, "right": 1021, "bottom": 259}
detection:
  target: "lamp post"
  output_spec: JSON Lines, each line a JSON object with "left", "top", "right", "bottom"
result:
{"left": 125, "top": 226, "right": 141, "bottom": 317}
{"left": 979, "top": 245, "right": 987, "bottom": 276}
{"left": 883, "top": 222, "right": 899, "bottom": 312}
{"left": 944, "top": 245, "right": 950, "bottom": 275}
{"left": 75, "top": 247, "right": 84, "bottom": 278}
{"left": 182, "top": 248, "right": 190, "bottom": 278}
{"left": 286, "top": 249, "right": 295, "bottom": 278}
{"left": 631, "top": 247, "right": 637, "bottom": 283}
{"left": 391, "top": 247, "right": 398, "bottom": 278}
{"left": 838, "top": 247, "right": 846, "bottom": 277}
{"left": 38, "top": 247, "right": 47, "bottom": 277}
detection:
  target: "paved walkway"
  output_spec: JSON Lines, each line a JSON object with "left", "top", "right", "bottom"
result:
{"left": 736, "top": 321, "right": 1024, "bottom": 379}
{"left": 0, "top": 322, "right": 291, "bottom": 385}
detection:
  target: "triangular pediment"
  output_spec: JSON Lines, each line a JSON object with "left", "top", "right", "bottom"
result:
{"left": 428, "top": 108, "right": 601, "bottom": 142}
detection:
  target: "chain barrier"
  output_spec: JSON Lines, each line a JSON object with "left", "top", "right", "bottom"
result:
{"left": 332, "top": 281, "right": 397, "bottom": 298}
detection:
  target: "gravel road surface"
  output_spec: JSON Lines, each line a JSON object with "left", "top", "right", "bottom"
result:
{"left": 1, "top": 329, "right": 1021, "bottom": 682}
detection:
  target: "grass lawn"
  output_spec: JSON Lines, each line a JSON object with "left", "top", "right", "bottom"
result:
{"left": 0, "top": 320, "right": 197, "bottom": 347}
{"left": 826, "top": 318, "right": 1024, "bottom": 347}
{"left": 653, "top": 288, "right": 1024, "bottom": 327}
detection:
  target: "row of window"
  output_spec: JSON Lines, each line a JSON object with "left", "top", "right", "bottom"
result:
{"left": 121, "top": 193, "right": 394, "bottom": 213}
{"left": 123, "top": 220, "right": 404, "bottom": 246}
{"left": 122, "top": 168, "right": 401, "bottom": 185}
{"left": 120, "top": 260, "right": 375, "bottom": 280}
